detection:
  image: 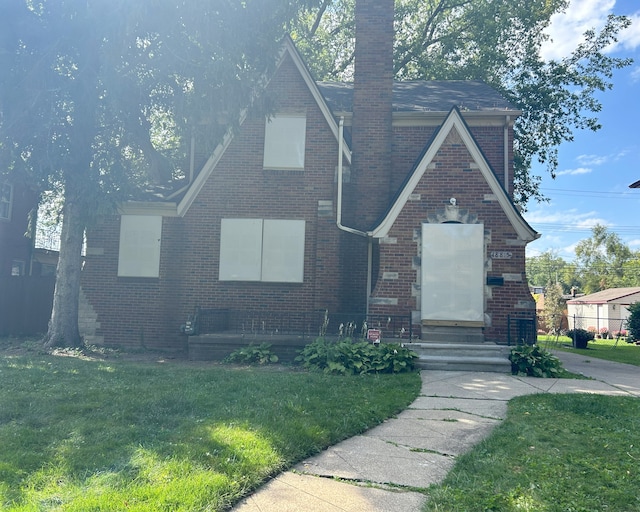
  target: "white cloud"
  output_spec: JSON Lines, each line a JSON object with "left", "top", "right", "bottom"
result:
{"left": 617, "top": 13, "right": 640, "bottom": 52}
{"left": 629, "top": 238, "right": 640, "bottom": 247}
{"left": 556, "top": 167, "right": 593, "bottom": 176}
{"left": 576, "top": 154, "right": 607, "bottom": 166}
{"left": 526, "top": 208, "right": 608, "bottom": 225}
{"left": 541, "top": 0, "right": 640, "bottom": 61}
{"left": 631, "top": 65, "right": 640, "bottom": 82}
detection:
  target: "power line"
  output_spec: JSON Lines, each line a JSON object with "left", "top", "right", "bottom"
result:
{"left": 540, "top": 187, "right": 640, "bottom": 199}
{"left": 530, "top": 223, "right": 640, "bottom": 234}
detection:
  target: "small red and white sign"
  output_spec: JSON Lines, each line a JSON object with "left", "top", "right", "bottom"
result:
{"left": 367, "top": 329, "right": 381, "bottom": 343}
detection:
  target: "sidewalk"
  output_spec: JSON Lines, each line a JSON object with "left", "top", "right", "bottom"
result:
{"left": 232, "top": 350, "right": 639, "bottom": 512}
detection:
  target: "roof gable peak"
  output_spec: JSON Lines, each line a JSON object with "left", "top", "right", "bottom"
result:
{"left": 369, "top": 107, "right": 538, "bottom": 242}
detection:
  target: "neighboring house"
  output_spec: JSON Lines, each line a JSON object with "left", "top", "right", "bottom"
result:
{"left": 81, "top": 3, "right": 539, "bottom": 352}
{"left": 0, "top": 178, "right": 57, "bottom": 336}
{"left": 567, "top": 287, "right": 640, "bottom": 333}
{"left": 0, "top": 179, "right": 37, "bottom": 276}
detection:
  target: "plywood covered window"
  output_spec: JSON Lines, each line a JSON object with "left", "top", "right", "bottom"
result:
{"left": 421, "top": 223, "right": 485, "bottom": 325}
{"left": 118, "top": 215, "right": 162, "bottom": 278}
{"left": 263, "top": 114, "right": 306, "bottom": 170}
{"left": 219, "top": 219, "right": 305, "bottom": 283}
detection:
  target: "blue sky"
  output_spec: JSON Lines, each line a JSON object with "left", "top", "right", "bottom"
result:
{"left": 525, "top": 0, "right": 640, "bottom": 260}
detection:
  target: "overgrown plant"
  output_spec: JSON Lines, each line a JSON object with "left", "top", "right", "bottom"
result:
{"left": 224, "top": 343, "right": 279, "bottom": 365}
{"left": 296, "top": 338, "right": 417, "bottom": 375}
{"left": 509, "top": 344, "right": 564, "bottom": 378}
{"left": 565, "top": 328, "right": 595, "bottom": 349}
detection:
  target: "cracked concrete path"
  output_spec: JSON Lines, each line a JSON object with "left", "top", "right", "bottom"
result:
{"left": 232, "top": 352, "right": 639, "bottom": 511}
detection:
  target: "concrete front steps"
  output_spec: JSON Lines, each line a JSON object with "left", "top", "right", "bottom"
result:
{"left": 409, "top": 342, "right": 512, "bottom": 373}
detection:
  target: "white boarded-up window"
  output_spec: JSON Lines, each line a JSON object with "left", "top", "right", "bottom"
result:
{"left": 262, "top": 219, "right": 305, "bottom": 282}
{"left": 219, "top": 219, "right": 263, "bottom": 281}
{"left": 118, "top": 215, "right": 162, "bottom": 277}
{"left": 263, "top": 114, "right": 306, "bottom": 170}
{"left": 421, "top": 223, "right": 484, "bottom": 324}
{"left": 219, "top": 219, "right": 305, "bottom": 282}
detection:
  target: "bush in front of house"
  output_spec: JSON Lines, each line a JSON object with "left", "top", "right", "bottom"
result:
{"left": 565, "top": 328, "right": 595, "bottom": 349}
{"left": 509, "top": 344, "right": 564, "bottom": 378}
{"left": 224, "top": 343, "right": 279, "bottom": 365}
{"left": 628, "top": 302, "right": 640, "bottom": 343}
{"left": 296, "top": 337, "right": 417, "bottom": 375}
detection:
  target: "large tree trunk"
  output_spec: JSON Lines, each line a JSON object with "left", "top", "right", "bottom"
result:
{"left": 43, "top": 186, "right": 86, "bottom": 348}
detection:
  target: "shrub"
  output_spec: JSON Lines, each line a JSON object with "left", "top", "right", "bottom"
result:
{"left": 296, "top": 338, "right": 417, "bottom": 375}
{"left": 509, "top": 344, "right": 564, "bottom": 378}
{"left": 565, "top": 328, "right": 595, "bottom": 349}
{"left": 224, "top": 343, "right": 279, "bottom": 365}
{"left": 628, "top": 302, "right": 640, "bottom": 342}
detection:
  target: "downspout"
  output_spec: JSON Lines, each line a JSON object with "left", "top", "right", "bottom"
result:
{"left": 504, "top": 115, "right": 510, "bottom": 195}
{"left": 336, "top": 116, "right": 373, "bottom": 315}
{"left": 337, "top": 117, "right": 368, "bottom": 238}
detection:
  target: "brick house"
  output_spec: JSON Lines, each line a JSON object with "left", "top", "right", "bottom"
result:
{"left": 81, "top": 2, "right": 538, "bottom": 354}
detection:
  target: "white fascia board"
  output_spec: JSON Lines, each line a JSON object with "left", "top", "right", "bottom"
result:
{"left": 369, "top": 107, "right": 538, "bottom": 242}
{"left": 176, "top": 120, "right": 243, "bottom": 217}
{"left": 282, "top": 37, "right": 351, "bottom": 166}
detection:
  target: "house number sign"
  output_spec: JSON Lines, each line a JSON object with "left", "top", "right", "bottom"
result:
{"left": 490, "top": 251, "right": 513, "bottom": 259}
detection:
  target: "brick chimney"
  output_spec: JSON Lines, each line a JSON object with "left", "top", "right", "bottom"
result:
{"left": 339, "top": 0, "right": 394, "bottom": 314}
{"left": 351, "top": 0, "right": 394, "bottom": 230}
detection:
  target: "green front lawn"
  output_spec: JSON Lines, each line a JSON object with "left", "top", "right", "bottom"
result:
{"left": 424, "top": 393, "right": 640, "bottom": 511}
{"left": 538, "top": 335, "right": 640, "bottom": 366}
{"left": 0, "top": 340, "right": 420, "bottom": 511}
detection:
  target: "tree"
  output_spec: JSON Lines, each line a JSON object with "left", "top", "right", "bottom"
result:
{"left": 542, "top": 281, "right": 565, "bottom": 334}
{"left": 526, "top": 251, "right": 581, "bottom": 293}
{"left": 627, "top": 302, "right": 640, "bottom": 342}
{"left": 574, "top": 225, "right": 640, "bottom": 293}
{"left": 291, "top": 0, "right": 632, "bottom": 207}
{"left": 0, "top": 0, "right": 315, "bottom": 347}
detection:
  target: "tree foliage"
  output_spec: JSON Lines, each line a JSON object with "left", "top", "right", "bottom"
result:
{"left": 542, "top": 281, "right": 565, "bottom": 334}
{"left": 291, "top": 0, "right": 632, "bottom": 207}
{"left": 0, "top": 0, "right": 314, "bottom": 347}
{"left": 574, "top": 225, "right": 640, "bottom": 293}
{"left": 526, "top": 251, "right": 578, "bottom": 292}
{"left": 527, "top": 227, "right": 640, "bottom": 296}
{"left": 627, "top": 302, "right": 640, "bottom": 342}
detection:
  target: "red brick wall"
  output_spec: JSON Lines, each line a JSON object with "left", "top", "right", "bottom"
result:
{"left": 369, "top": 125, "right": 533, "bottom": 341}
{"left": 82, "top": 55, "right": 344, "bottom": 348}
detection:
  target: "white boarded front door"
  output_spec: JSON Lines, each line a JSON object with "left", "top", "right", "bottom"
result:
{"left": 421, "top": 223, "right": 484, "bottom": 325}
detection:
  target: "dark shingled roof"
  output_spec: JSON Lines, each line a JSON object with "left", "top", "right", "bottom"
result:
{"left": 317, "top": 80, "right": 517, "bottom": 113}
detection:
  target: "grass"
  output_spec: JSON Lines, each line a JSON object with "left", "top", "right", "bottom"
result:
{"left": 538, "top": 335, "right": 640, "bottom": 367}
{"left": 0, "top": 339, "right": 421, "bottom": 511}
{"left": 424, "top": 393, "right": 640, "bottom": 511}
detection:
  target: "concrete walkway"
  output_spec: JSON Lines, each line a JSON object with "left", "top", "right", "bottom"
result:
{"left": 232, "top": 350, "right": 639, "bottom": 512}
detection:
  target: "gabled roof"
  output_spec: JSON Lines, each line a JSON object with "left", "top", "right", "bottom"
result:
{"left": 369, "top": 106, "right": 538, "bottom": 242}
{"left": 567, "top": 287, "right": 640, "bottom": 305}
{"left": 318, "top": 81, "right": 519, "bottom": 114}
{"left": 174, "top": 36, "right": 351, "bottom": 217}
